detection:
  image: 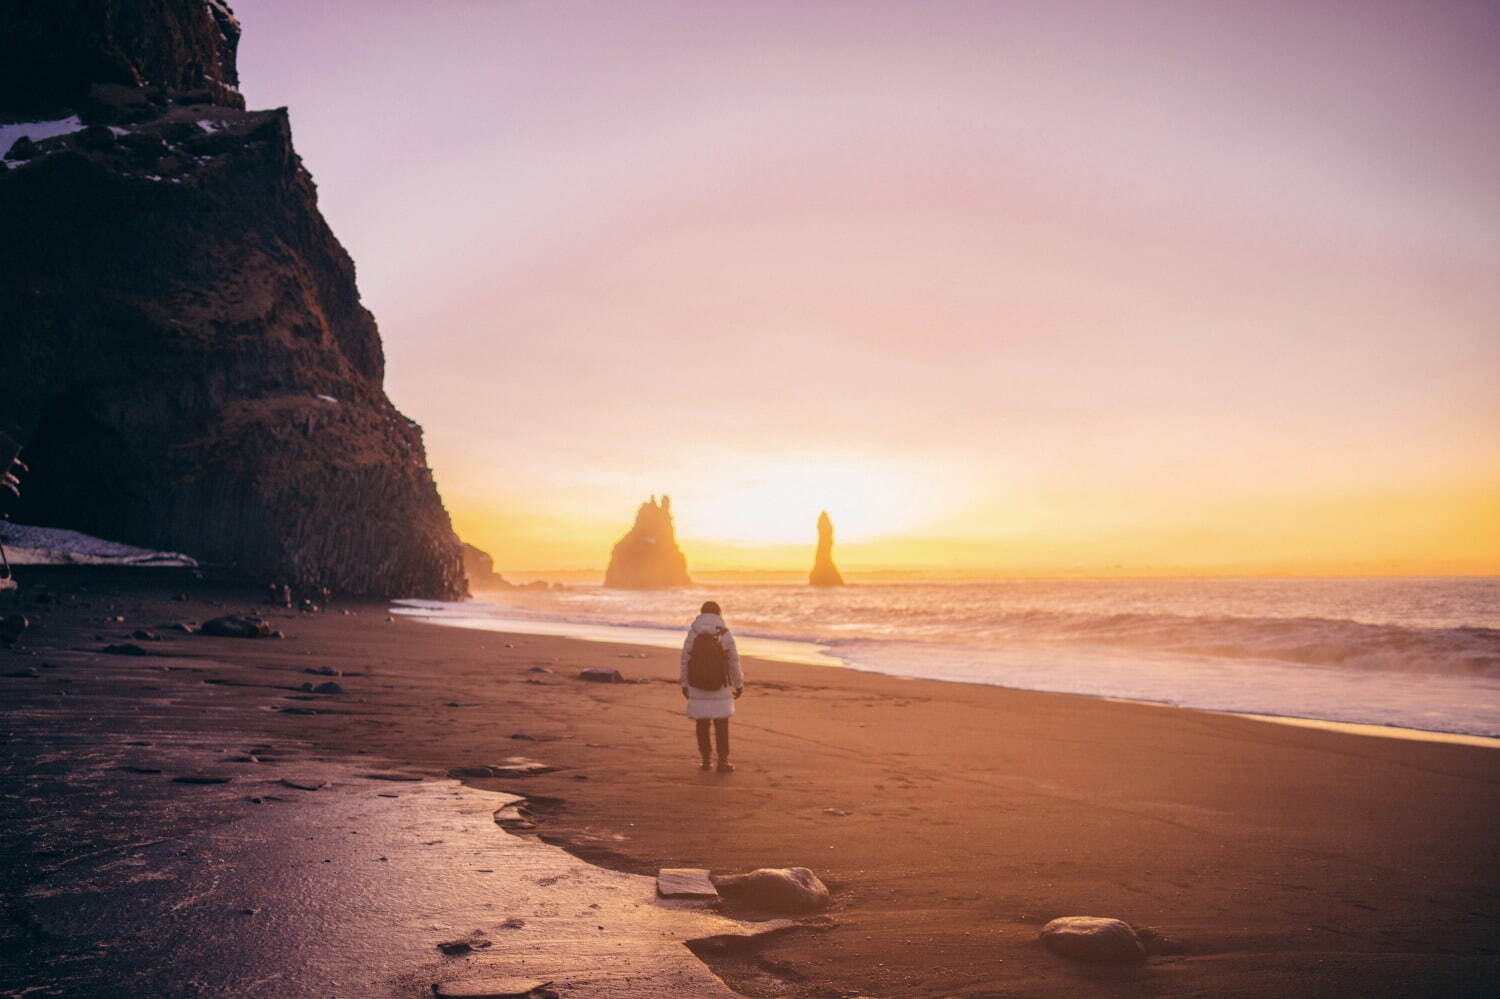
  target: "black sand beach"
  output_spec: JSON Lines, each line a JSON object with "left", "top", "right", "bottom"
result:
{"left": 3, "top": 571, "right": 1497, "bottom": 997}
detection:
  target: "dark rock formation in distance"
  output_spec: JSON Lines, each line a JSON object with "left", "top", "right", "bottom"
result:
{"left": 603, "top": 496, "right": 691, "bottom": 589}
{"left": 808, "top": 510, "right": 845, "bottom": 586}
{"left": 461, "top": 543, "right": 510, "bottom": 591}
{"left": 0, "top": 1, "right": 465, "bottom": 598}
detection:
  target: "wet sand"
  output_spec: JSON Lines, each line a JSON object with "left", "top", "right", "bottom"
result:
{"left": 3, "top": 573, "right": 1497, "bottom": 997}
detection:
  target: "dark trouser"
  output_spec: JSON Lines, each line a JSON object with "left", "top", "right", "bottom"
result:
{"left": 695, "top": 718, "right": 729, "bottom": 760}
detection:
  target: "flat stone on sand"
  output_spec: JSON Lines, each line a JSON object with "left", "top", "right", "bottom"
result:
{"left": 1039, "top": 916, "right": 1147, "bottom": 963}
{"left": 657, "top": 868, "right": 719, "bottom": 899}
{"left": 432, "top": 978, "right": 553, "bottom": 998}
{"left": 449, "top": 766, "right": 498, "bottom": 779}
{"left": 489, "top": 758, "right": 557, "bottom": 777}
{"left": 280, "top": 778, "right": 326, "bottom": 791}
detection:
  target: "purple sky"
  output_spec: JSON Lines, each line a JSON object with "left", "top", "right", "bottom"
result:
{"left": 237, "top": 1, "right": 1499, "bottom": 573}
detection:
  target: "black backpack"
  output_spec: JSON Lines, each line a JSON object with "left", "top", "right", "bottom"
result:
{"left": 687, "top": 630, "right": 728, "bottom": 690}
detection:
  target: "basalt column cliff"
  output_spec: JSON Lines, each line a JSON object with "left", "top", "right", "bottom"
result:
{"left": 0, "top": 1, "right": 465, "bottom": 598}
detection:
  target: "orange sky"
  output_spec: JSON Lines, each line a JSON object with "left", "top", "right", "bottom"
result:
{"left": 240, "top": 1, "right": 1499, "bottom": 576}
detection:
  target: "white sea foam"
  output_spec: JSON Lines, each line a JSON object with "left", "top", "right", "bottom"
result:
{"left": 395, "top": 577, "right": 1500, "bottom": 738}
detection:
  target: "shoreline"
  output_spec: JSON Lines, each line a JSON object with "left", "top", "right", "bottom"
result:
{"left": 398, "top": 601, "right": 1500, "bottom": 751}
{"left": 6, "top": 573, "right": 1498, "bottom": 998}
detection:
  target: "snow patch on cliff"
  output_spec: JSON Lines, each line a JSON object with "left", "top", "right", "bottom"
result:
{"left": 1, "top": 116, "right": 85, "bottom": 151}
{"left": 2, "top": 116, "right": 87, "bottom": 165}
{"left": 0, "top": 523, "right": 198, "bottom": 567}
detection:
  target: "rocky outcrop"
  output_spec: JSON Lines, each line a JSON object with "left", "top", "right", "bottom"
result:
{"left": 808, "top": 510, "right": 845, "bottom": 586}
{"left": 0, "top": 2, "right": 465, "bottom": 598}
{"left": 603, "top": 496, "right": 691, "bottom": 589}
{"left": 0, "top": 0, "right": 245, "bottom": 115}
{"left": 462, "top": 543, "right": 510, "bottom": 591}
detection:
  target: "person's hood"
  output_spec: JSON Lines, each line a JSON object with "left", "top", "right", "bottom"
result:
{"left": 688, "top": 612, "right": 727, "bottom": 635}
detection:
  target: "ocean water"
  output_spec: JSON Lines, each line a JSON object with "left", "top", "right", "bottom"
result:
{"left": 395, "top": 577, "right": 1500, "bottom": 739}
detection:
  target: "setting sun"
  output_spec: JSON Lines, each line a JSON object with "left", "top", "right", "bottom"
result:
{"left": 668, "top": 454, "right": 962, "bottom": 547}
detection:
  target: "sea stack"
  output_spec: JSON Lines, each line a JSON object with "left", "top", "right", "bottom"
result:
{"left": 604, "top": 496, "right": 691, "bottom": 589}
{"left": 461, "top": 543, "right": 510, "bottom": 591}
{"left": 809, "top": 511, "right": 845, "bottom": 586}
{"left": 0, "top": 1, "right": 465, "bottom": 598}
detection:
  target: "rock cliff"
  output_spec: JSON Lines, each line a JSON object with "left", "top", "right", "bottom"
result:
{"left": 0, "top": 1, "right": 466, "bottom": 598}
{"left": 809, "top": 511, "right": 845, "bottom": 586}
{"left": 1, "top": 0, "right": 246, "bottom": 114}
{"left": 604, "top": 496, "right": 691, "bottom": 589}
{"left": 461, "top": 543, "right": 510, "bottom": 591}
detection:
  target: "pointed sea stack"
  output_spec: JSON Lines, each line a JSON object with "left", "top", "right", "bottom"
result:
{"left": 0, "top": 2, "right": 465, "bottom": 598}
{"left": 604, "top": 496, "right": 691, "bottom": 589}
{"left": 809, "top": 511, "right": 845, "bottom": 586}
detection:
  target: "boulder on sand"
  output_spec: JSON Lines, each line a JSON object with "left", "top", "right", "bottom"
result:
{"left": 0, "top": 615, "right": 30, "bottom": 643}
{"left": 578, "top": 667, "right": 624, "bottom": 683}
{"left": 201, "top": 615, "right": 271, "bottom": 638}
{"left": 1038, "top": 916, "right": 1147, "bottom": 963}
{"left": 714, "top": 867, "right": 830, "bottom": 913}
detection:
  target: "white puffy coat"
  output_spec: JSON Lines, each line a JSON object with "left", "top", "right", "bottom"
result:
{"left": 679, "top": 612, "right": 743, "bottom": 719}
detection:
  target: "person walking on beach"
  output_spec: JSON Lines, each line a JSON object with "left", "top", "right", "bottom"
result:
{"left": 681, "top": 600, "right": 743, "bottom": 772}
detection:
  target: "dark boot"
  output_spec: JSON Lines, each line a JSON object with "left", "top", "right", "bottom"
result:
{"left": 713, "top": 718, "right": 731, "bottom": 771}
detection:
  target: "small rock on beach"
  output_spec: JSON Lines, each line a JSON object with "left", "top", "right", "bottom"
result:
{"left": 489, "top": 758, "right": 557, "bottom": 777}
{"left": 280, "top": 778, "right": 325, "bottom": 791}
{"left": 432, "top": 979, "right": 555, "bottom": 999}
{"left": 1039, "top": 916, "right": 1147, "bottom": 963}
{"left": 714, "top": 867, "right": 831, "bottom": 913}
{"left": 201, "top": 615, "right": 271, "bottom": 638}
